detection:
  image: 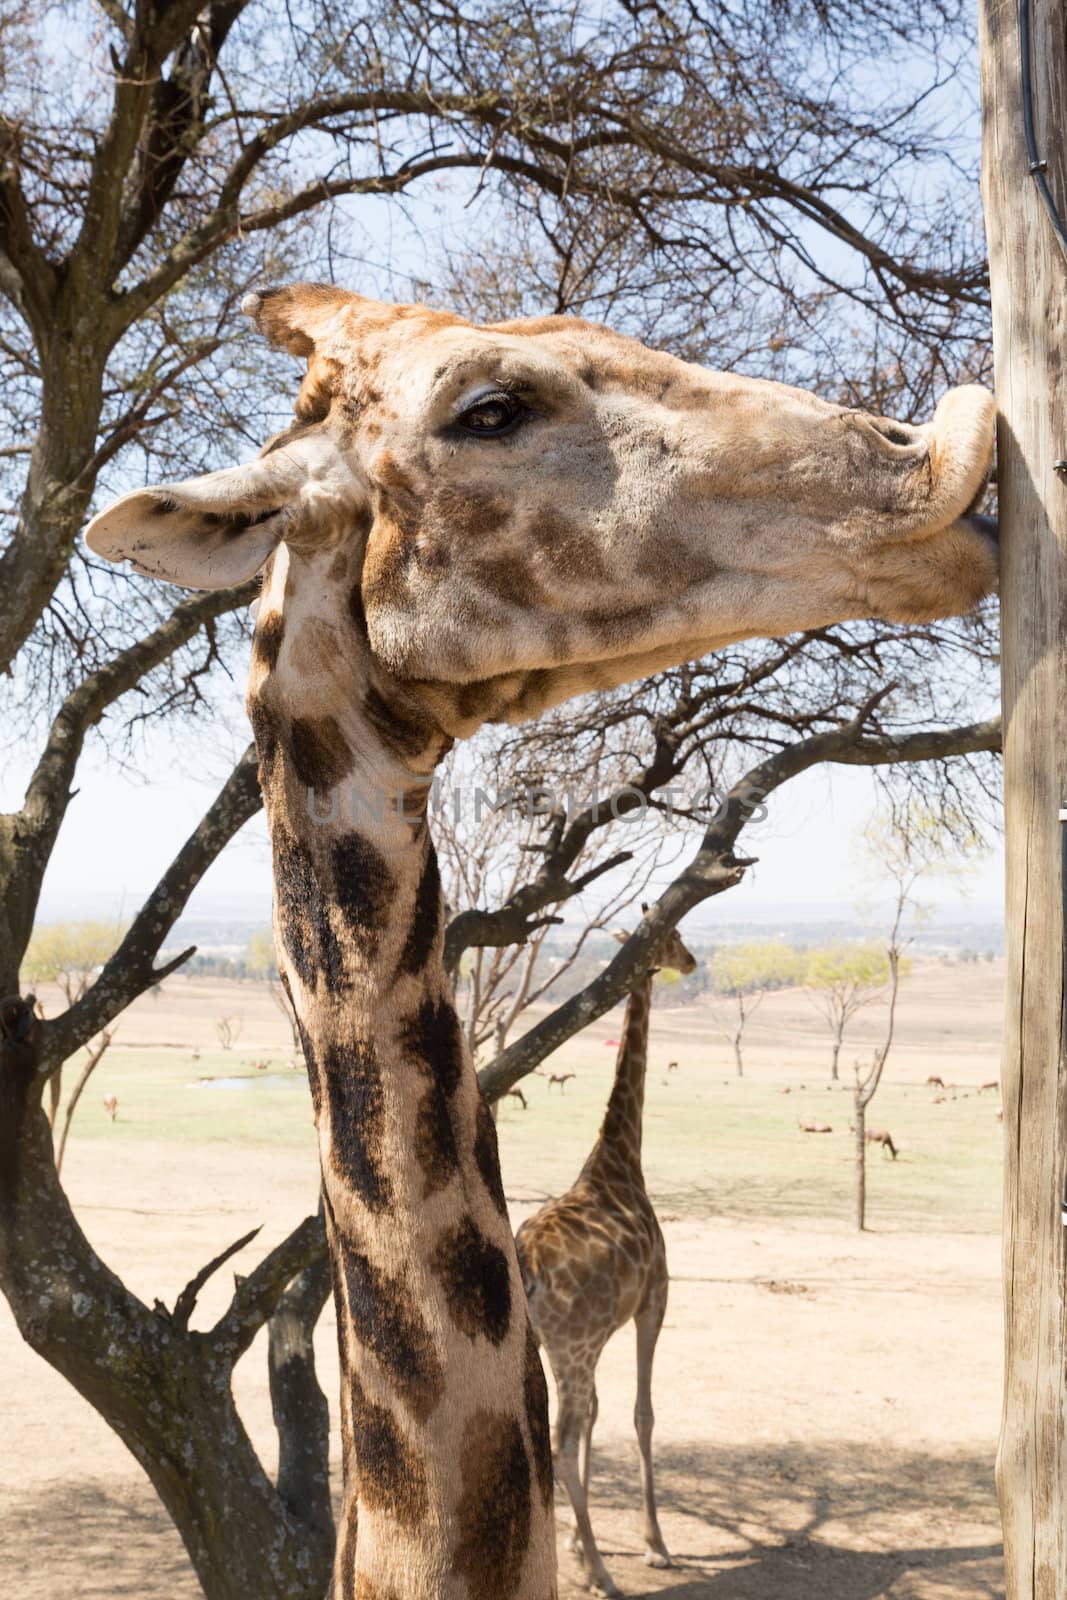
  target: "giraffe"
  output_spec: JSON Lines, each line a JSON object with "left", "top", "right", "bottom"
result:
{"left": 84, "top": 282, "right": 996, "bottom": 1599}
{"left": 516, "top": 920, "right": 697, "bottom": 1596}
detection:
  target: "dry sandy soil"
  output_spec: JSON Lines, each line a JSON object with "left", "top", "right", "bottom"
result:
{"left": 0, "top": 959, "right": 1006, "bottom": 1599}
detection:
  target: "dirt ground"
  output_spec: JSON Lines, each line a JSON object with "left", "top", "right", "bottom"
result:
{"left": 0, "top": 959, "right": 1006, "bottom": 1598}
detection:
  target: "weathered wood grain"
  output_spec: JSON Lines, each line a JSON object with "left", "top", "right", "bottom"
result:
{"left": 980, "top": 2, "right": 1067, "bottom": 1592}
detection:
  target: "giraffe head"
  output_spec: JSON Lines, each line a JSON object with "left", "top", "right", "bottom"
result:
{"left": 86, "top": 283, "right": 996, "bottom": 737}
{"left": 613, "top": 908, "right": 698, "bottom": 976}
{"left": 652, "top": 922, "right": 698, "bottom": 979}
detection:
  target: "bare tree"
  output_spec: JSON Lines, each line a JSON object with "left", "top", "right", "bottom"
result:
{"left": 710, "top": 941, "right": 802, "bottom": 1076}
{"left": 20, "top": 917, "right": 127, "bottom": 1155}
{"left": 435, "top": 742, "right": 681, "bottom": 1060}
{"left": 215, "top": 1015, "right": 242, "bottom": 1052}
{"left": 805, "top": 943, "right": 893, "bottom": 1082}
{"left": 851, "top": 807, "right": 982, "bottom": 1229}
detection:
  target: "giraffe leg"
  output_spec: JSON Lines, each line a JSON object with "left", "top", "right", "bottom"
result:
{"left": 555, "top": 1368, "right": 620, "bottom": 1597}
{"left": 580, "top": 1384, "right": 598, "bottom": 1497}
{"left": 566, "top": 1385, "right": 599, "bottom": 1551}
{"left": 634, "top": 1290, "right": 671, "bottom": 1568}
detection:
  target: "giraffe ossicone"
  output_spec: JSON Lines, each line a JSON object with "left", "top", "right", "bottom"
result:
{"left": 85, "top": 282, "right": 995, "bottom": 1600}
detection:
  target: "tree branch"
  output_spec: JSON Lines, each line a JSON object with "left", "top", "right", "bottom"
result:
{"left": 111, "top": 2, "right": 249, "bottom": 272}
{"left": 2, "top": 581, "right": 256, "bottom": 989}
{"left": 478, "top": 710, "right": 1001, "bottom": 1100}
{"left": 0, "top": 116, "right": 57, "bottom": 337}
{"left": 444, "top": 724, "right": 683, "bottom": 974}
{"left": 268, "top": 1204, "right": 333, "bottom": 1550}
{"left": 39, "top": 744, "right": 263, "bottom": 1069}
{"left": 170, "top": 1224, "right": 261, "bottom": 1330}
{"left": 211, "top": 1211, "right": 327, "bottom": 1366}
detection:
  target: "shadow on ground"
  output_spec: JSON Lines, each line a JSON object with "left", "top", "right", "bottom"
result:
{"left": 0, "top": 1440, "right": 1002, "bottom": 1599}
{"left": 556, "top": 1438, "right": 1003, "bottom": 1599}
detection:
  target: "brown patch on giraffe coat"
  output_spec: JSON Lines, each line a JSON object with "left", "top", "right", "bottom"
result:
{"left": 361, "top": 510, "right": 416, "bottom": 612}
{"left": 331, "top": 832, "right": 395, "bottom": 960}
{"left": 289, "top": 715, "right": 353, "bottom": 795}
{"left": 321, "top": 1039, "right": 393, "bottom": 1211}
{"left": 431, "top": 1216, "right": 512, "bottom": 1345}
{"left": 530, "top": 508, "right": 607, "bottom": 583}
{"left": 471, "top": 550, "right": 548, "bottom": 610}
{"left": 259, "top": 417, "right": 319, "bottom": 457}
{"left": 399, "top": 995, "right": 463, "bottom": 1194}
{"left": 252, "top": 611, "right": 285, "bottom": 671}
{"left": 374, "top": 450, "right": 419, "bottom": 503}
{"left": 429, "top": 485, "right": 512, "bottom": 539}
{"left": 335, "top": 1492, "right": 362, "bottom": 1600}
{"left": 397, "top": 845, "right": 442, "bottom": 976}
{"left": 581, "top": 604, "right": 651, "bottom": 648}
{"left": 451, "top": 1409, "right": 532, "bottom": 1600}
{"left": 454, "top": 679, "right": 505, "bottom": 723}
{"left": 363, "top": 683, "right": 436, "bottom": 761}
{"left": 634, "top": 537, "right": 718, "bottom": 585}
{"left": 288, "top": 617, "right": 342, "bottom": 673}
{"left": 339, "top": 1244, "right": 444, "bottom": 1422}
{"left": 294, "top": 1016, "right": 322, "bottom": 1116}
{"left": 399, "top": 781, "right": 432, "bottom": 819}
{"left": 523, "top": 1322, "right": 554, "bottom": 1508}
{"left": 295, "top": 352, "right": 340, "bottom": 421}
{"left": 247, "top": 694, "right": 281, "bottom": 785}
{"left": 473, "top": 1094, "right": 509, "bottom": 1218}
{"left": 349, "top": 1373, "right": 428, "bottom": 1528}
{"left": 272, "top": 826, "right": 346, "bottom": 991}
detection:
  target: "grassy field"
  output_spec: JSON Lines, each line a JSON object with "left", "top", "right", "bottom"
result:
{"left": 78, "top": 1045, "right": 1004, "bottom": 1234}
{"left": 75, "top": 954, "right": 1003, "bottom": 1234}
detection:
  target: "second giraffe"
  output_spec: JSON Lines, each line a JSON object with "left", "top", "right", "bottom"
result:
{"left": 516, "top": 918, "right": 698, "bottom": 1596}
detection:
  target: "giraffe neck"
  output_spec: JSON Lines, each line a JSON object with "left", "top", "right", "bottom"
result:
{"left": 584, "top": 974, "right": 654, "bottom": 1182}
{"left": 249, "top": 547, "right": 556, "bottom": 1600}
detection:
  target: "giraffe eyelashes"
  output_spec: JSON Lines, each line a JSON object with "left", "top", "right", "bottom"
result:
{"left": 454, "top": 389, "right": 530, "bottom": 439}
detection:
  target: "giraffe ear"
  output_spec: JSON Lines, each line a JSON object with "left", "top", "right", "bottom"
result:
{"left": 85, "top": 434, "right": 358, "bottom": 590}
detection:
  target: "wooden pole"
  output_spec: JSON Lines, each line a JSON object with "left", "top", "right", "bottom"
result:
{"left": 980, "top": 2, "right": 1067, "bottom": 1591}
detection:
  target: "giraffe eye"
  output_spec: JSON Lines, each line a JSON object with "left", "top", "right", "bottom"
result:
{"left": 456, "top": 391, "right": 525, "bottom": 437}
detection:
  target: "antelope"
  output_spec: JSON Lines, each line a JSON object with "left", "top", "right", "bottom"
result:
{"left": 851, "top": 1124, "right": 898, "bottom": 1159}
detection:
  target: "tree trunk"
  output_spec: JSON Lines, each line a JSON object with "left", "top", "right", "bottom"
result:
{"left": 0, "top": 1000, "right": 333, "bottom": 1600}
{"left": 733, "top": 1032, "right": 744, "bottom": 1077}
{"left": 268, "top": 1240, "right": 334, "bottom": 1559}
{"left": 831, "top": 1030, "right": 842, "bottom": 1082}
{"left": 853, "top": 1094, "right": 866, "bottom": 1233}
{"left": 980, "top": 3, "right": 1067, "bottom": 1590}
